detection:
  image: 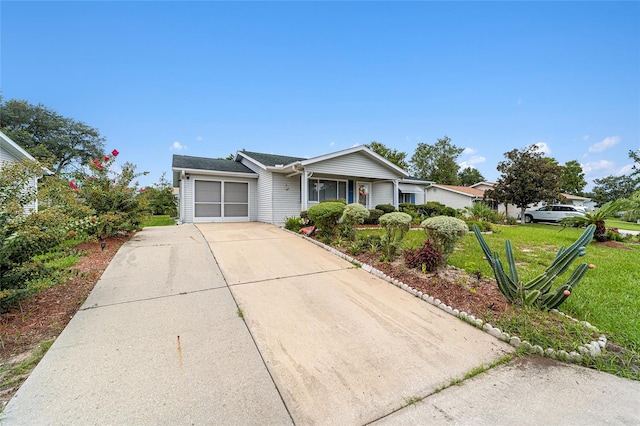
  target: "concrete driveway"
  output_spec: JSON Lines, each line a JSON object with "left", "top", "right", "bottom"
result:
{"left": 198, "top": 222, "right": 513, "bottom": 425}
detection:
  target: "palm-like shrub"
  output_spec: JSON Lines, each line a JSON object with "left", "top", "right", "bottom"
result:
{"left": 561, "top": 200, "right": 628, "bottom": 242}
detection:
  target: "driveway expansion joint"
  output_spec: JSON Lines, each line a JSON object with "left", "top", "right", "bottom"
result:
{"left": 78, "top": 286, "right": 229, "bottom": 311}
{"left": 227, "top": 266, "right": 358, "bottom": 287}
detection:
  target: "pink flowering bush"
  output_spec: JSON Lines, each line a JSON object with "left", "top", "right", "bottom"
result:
{"left": 70, "top": 150, "right": 149, "bottom": 237}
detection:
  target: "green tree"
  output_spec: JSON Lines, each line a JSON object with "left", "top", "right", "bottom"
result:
{"left": 142, "top": 173, "right": 178, "bottom": 216}
{"left": 587, "top": 174, "right": 638, "bottom": 205}
{"left": 630, "top": 149, "right": 640, "bottom": 179}
{"left": 0, "top": 98, "right": 105, "bottom": 173}
{"left": 409, "top": 136, "right": 463, "bottom": 184}
{"left": 561, "top": 200, "right": 628, "bottom": 242}
{"left": 365, "top": 141, "right": 409, "bottom": 170}
{"left": 485, "top": 145, "right": 562, "bottom": 224}
{"left": 559, "top": 160, "right": 586, "bottom": 195}
{"left": 458, "top": 167, "right": 485, "bottom": 186}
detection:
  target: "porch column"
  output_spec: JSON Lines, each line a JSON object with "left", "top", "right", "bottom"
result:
{"left": 393, "top": 180, "right": 399, "bottom": 209}
{"left": 302, "top": 171, "right": 310, "bottom": 211}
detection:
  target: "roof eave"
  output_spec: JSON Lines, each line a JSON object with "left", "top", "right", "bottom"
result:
{"left": 171, "top": 167, "right": 257, "bottom": 179}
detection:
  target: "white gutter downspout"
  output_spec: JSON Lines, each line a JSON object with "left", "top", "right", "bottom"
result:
{"left": 302, "top": 170, "right": 313, "bottom": 211}
{"left": 180, "top": 170, "right": 186, "bottom": 223}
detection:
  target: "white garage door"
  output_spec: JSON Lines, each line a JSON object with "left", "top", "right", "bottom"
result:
{"left": 194, "top": 180, "right": 249, "bottom": 222}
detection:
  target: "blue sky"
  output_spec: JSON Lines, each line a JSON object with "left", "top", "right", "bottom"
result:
{"left": 1, "top": 1, "right": 638, "bottom": 189}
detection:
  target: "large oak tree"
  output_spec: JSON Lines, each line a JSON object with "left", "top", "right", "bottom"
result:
{"left": 365, "top": 141, "right": 409, "bottom": 170}
{"left": 0, "top": 98, "right": 105, "bottom": 173}
{"left": 485, "top": 145, "right": 562, "bottom": 224}
{"left": 409, "top": 136, "right": 463, "bottom": 184}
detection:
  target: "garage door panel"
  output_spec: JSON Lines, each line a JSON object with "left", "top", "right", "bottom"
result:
{"left": 194, "top": 180, "right": 249, "bottom": 221}
{"left": 195, "top": 204, "right": 222, "bottom": 218}
{"left": 224, "top": 182, "right": 249, "bottom": 203}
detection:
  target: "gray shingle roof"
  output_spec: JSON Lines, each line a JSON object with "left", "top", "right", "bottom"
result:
{"left": 241, "top": 151, "right": 306, "bottom": 167}
{"left": 172, "top": 155, "right": 256, "bottom": 174}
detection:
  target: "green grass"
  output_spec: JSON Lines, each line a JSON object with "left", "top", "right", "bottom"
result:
{"left": 447, "top": 224, "right": 640, "bottom": 349}
{"left": 606, "top": 219, "right": 640, "bottom": 232}
{"left": 355, "top": 225, "right": 640, "bottom": 378}
{"left": 143, "top": 215, "right": 176, "bottom": 227}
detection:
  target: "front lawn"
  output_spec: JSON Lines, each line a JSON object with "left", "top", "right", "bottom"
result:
{"left": 355, "top": 224, "right": 640, "bottom": 378}
{"left": 606, "top": 219, "right": 640, "bottom": 232}
{"left": 142, "top": 215, "right": 176, "bottom": 227}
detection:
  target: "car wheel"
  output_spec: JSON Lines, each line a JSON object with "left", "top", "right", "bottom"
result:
{"left": 525, "top": 215, "right": 533, "bottom": 223}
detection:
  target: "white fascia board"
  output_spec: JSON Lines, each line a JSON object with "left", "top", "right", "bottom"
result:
{"left": 235, "top": 151, "right": 268, "bottom": 170}
{"left": 0, "top": 130, "right": 36, "bottom": 161}
{"left": 171, "top": 167, "right": 258, "bottom": 179}
{"left": 300, "top": 145, "right": 410, "bottom": 177}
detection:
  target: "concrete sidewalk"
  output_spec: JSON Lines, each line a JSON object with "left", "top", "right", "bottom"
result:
{"left": 2, "top": 225, "right": 292, "bottom": 425}
{"left": 4, "top": 223, "right": 640, "bottom": 425}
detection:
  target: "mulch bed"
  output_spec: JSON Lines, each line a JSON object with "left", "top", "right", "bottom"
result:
{"left": 0, "top": 234, "right": 130, "bottom": 408}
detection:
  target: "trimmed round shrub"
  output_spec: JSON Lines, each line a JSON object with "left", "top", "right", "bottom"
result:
{"left": 421, "top": 215, "right": 469, "bottom": 258}
{"left": 307, "top": 202, "right": 346, "bottom": 238}
{"left": 340, "top": 203, "right": 370, "bottom": 240}
{"left": 375, "top": 204, "right": 396, "bottom": 214}
{"left": 364, "top": 209, "right": 384, "bottom": 225}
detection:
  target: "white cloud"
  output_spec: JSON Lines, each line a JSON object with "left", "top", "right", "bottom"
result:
{"left": 351, "top": 143, "right": 360, "bottom": 148}
{"left": 329, "top": 141, "right": 335, "bottom": 147}
{"left": 195, "top": 136, "right": 203, "bottom": 142}
{"left": 582, "top": 134, "right": 589, "bottom": 141}
{"left": 534, "top": 142, "right": 551, "bottom": 155}
{"left": 462, "top": 147, "right": 477, "bottom": 155}
{"left": 517, "top": 98, "right": 523, "bottom": 106}
{"left": 170, "top": 141, "right": 187, "bottom": 151}
{"left": 458, "top": 162, "right": 473, "bottom": 170}
{"left": 588, "top": 136, "right": 620, "bottom": 153}
{"left": 617, "top": 163, "right": 635, "bottom": 176}
{"left": 581, "top": 160, "right": 615, "bottom": 174}
{"left": 467, "top": 156, "right": 485, "bottom": 165}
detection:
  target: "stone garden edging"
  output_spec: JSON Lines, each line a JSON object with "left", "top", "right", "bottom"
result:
{"left": 287, "top": 228, "right": 608, "bottom": 364}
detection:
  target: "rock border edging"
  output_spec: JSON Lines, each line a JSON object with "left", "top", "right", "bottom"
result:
{"left": 289, "top": 228, "right": 607, "bottom": 364}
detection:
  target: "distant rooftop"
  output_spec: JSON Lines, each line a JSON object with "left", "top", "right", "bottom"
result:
{"left": 172, "top": 155, "right": 256, "bottom": 174}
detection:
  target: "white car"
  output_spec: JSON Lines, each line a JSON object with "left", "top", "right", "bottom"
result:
{"left": 520, "top": 205, "right": 586, "bottom": 223}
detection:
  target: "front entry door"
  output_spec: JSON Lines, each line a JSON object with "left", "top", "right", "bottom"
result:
{"left": 356, "top": 182, "right": 370, "bottom": 208}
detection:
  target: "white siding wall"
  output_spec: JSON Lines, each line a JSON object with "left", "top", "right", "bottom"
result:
{"left": 414, "top": 191, "right": 426, "bottom": 205}
{"left": 241, "top": 159, "right": 273, "bottom": 223}
{"left": 0, "top": 145, "right": 37, "bottom": 214}
{"left": 272, "top": 174, "right": 302, "bottom": 225}
{"left": 306, "top": 152, "right": 400, "bottom": 180}
{"left": 371, "top": 182, "right": 394, "bottom": 208}
{"left": 182, "top": 178, "right": 194, "bottom": 223}
{"left": 426, "top": 188, "right": 474, "bottom": 210}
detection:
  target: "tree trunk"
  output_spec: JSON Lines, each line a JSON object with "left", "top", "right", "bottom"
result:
{"left": 595, "top": 220, "right": 607, "bottom": 242}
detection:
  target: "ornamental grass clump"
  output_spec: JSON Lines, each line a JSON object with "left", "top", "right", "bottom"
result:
{"left": 378, "top": 212, "right": 412, "bottom": 260}
{"left": 421, "top": 215, "right": 468, "bottom": 259}
{"left": 307, "top": 201, "right": 346, "bottom": 239}
{"left": 340, "top": 203, "right": 370, "bottom": 241}
{"left": 473, "top": 224, "right": 596, "bottom": 310}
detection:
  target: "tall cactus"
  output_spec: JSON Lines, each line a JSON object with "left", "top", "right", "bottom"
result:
{"left": 473, "top": 224, "right": 595, "bottom": 310}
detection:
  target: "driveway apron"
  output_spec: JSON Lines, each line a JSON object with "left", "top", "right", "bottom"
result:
{"left": 199, "top": 223, "right": 513, "bottom": 425}
{"left": 2, "top": 225, "right": 292, "bottom": 426}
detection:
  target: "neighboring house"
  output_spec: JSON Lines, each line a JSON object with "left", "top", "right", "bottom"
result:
{"left": 0, "top": 130, "right": 39, "bottom": 213}
{"left": 560, "top": 193, "right": 590, "bottom": 208}
{"left": 425, "top": 184, "right": 485, "bottom": 210}
{"left": 172, "top": 146, "right": 432, "bottom": 225}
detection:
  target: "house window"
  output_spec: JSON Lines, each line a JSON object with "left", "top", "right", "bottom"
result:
{"left": 308, "top": 179, "right": 347, "bottom": 202}
{"left": 400, "top": 192, "right": 413, "bottom": 203}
